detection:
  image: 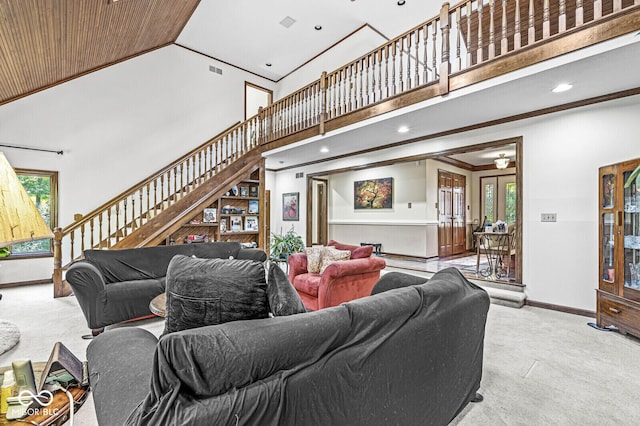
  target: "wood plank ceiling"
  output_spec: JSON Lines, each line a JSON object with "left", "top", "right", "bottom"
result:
{"left": 0, "top": 0, "right": 200, "bottom": 105}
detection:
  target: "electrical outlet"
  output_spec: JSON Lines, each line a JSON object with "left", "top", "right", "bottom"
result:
{"left": 541, "top": 213, "right": 557, "bottom": 222}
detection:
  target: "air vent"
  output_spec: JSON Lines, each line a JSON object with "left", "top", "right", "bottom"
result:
{"left": 295, "top": 172, "right": 304, "bottom": 179}
{"left": 280, "top": 16, "right": 296, "bottom": 28}
{"left": 208, "top": 65, "right": 223, "bottom": 75}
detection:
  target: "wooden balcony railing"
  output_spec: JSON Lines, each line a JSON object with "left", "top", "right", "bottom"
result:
{"left": 52, "top": 0, "right": 639, "bottom": 296}
{"left": 258, "top": 0, "right": 638, "bottom": 150}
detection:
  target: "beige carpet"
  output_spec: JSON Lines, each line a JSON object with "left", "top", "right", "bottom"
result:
{"left": 0, "top": 320, "right": 20, "bottom": 355}
{"left": 1, "top": 283, "right": 639, "bottom": 425}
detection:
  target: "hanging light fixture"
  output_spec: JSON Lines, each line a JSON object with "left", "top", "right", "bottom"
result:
{"left": 494, "top": 153, "right": 510, "bottom": 169}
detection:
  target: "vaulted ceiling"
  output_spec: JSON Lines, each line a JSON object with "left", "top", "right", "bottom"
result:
{"left": 0, "top": 0, "right": 200, "bottom": 105}
{"left": 0, "top": 0, "right": 444, "bottom": 105}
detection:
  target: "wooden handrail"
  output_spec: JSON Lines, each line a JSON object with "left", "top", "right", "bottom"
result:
{"left": 53, "top": 0, "right": 640, "bottom": 297}
{"left": 61, "top": 120, "right": 242, "bottom": 233}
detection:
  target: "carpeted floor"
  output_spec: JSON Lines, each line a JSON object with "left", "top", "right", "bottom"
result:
{"left": 1, "top": 283, "right": 639, "bottom": 425}
{"left": 0, "top": 320, "right": 20, "bottom": 355}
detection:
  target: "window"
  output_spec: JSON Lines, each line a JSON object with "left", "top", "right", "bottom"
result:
{"left": 505, "top": 182, "right": 516, "bottom": 223}
{"left": 6, "top": 169, "right": 58, "bottom": 258}
{"left": 483, "top": 183, "right": 495, "bottom": 223}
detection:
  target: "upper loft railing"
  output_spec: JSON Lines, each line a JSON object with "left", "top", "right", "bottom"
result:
{"left": 259, "top": 0, "right": 639, "bottom": 147}
{"left": 52, "top": 117, "right": 260, "bottom": 296}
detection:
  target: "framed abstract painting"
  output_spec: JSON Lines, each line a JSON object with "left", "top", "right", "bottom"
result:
{"left": 354, "top": 177, "right": 393, "bottom": 209}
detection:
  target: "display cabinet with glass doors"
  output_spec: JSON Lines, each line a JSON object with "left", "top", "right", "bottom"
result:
{"left": 597, "top": 158, "right": 640, "bottom": 338}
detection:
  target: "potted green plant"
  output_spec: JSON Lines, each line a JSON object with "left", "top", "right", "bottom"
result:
{"left": 270, "top": 226, "right": 305, "bottom": 260}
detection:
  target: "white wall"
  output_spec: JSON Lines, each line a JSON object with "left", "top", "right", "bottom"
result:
{"left": 0, "top": 45, "right": 275, "bottom": 284}
{"left": 268, "top": 169, "right": 307, "bottom": 244}
{"left": 328, "top": 162, "right": 428, "bottom": 256}
{"left": 270, "top": 95, "right": 640, "bottom": 312}
{"left": 274, "top": 25, "right": 387, "bottom": 99}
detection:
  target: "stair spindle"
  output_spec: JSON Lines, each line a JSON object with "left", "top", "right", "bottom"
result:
{"left": 594, "top": 0, "right": 602, "bottom": 19}
{"left": 515, "top": 0, "right": 521, "bottom": 49}
{"left": 398, "top": 39, "right": 404, "bottom": 93}
{"left": 89, "top": 218, "right": 95, "bottom": 248}
{"left": 489, "top": 0, "right": 495, "bottom": 59}
{"left": 559, "top": 0, "right": 566, "bottom": 33}
{"left": 528, "top": 0, "right": 535, "bottom": 45}
{"left": 477, "top": 0, "right": 484, "bottom": 63}
{"left": 543, "top": 0, "right": 550, "bottom": 39}
{"left": 455, "top": 8, "right": 462, "bottom": 71}
{"left": 406, "top": 34, "right": 412, "bottom": 90}
{"left": 424, "top": 24, "right": 430, "bottom": 82}
{"left": 384, "top": 45, "right": 389, "bottom": 98}
{"left": 391, "top": 42, "right": 397, "bottom": 96}
{"left": 466, "top": 2, "right": 472, "bottom": 65}
{"left": 98, "top": 214, "right": 103, "bottom": 249}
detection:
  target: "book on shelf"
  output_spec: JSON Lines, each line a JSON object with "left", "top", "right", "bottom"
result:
{"left": 203, "top": 208, "right": 217, "bottom": 223}
{"left": 219, "top": 218, "right": 227, "bottom": 233}
{"left": 230, "top": 216, "right": 242, "bottom": 231}
{"left": 248, "top": 200, "right": 259, "bottom": 214}
{"left": 249, "top": 185, "right": 259, "bottom": 198}
{"left": 245, "top": 216, "right": 258, "bottom": 231}
{"left": 240, "top": 186, "right": 249, "bottom": 197}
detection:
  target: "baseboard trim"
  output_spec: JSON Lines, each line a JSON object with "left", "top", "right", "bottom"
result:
{"left": 526, "top": 299, "right": 595, "bottom": 318}
{"left": 0, "top": 279, "right": 52, "bottom": 289}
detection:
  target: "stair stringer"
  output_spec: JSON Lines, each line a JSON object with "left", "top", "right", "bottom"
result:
{"left": 112, "top": 149, "right": 263, "bottom": 249}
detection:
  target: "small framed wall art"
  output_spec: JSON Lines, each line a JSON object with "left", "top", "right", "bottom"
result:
{"left": 282, "top": 192, "right": 299, "bottom": 221}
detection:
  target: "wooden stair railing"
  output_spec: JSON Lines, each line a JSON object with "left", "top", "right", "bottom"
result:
{"left": 52, "top": 116, "right": 260, "bottom": 296}
{"left": 112, "top": 150, "right": 263, "bottom": 249}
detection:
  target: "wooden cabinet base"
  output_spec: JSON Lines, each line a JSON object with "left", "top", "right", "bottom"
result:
{"left": 597, "top": 290, "right": 640, "bottom": 338}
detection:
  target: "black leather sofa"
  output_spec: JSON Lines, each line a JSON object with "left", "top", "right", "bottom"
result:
{"left": 86, "top": 268, "right": 490, "bottom": 425}
{"left": 66, "top": 242, "right": 266, "bottom": 335}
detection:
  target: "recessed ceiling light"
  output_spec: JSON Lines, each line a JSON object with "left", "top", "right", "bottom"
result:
{"left": 552, "top": 83, "right": 573, "bottom": 93}
{"left": 320, "top": 147, "right": 329, "bottom": 153}
{"left": 398, "top": 125, "right": 409, "bottom": 133}
{"left": 397, "top": 0, "right": 406, "bottom": 5}
{"left": 266, "top": 63, "right": 272, "bottom": 67}
{"left": 314, "top": 25, "right": 322, "bottom": 31}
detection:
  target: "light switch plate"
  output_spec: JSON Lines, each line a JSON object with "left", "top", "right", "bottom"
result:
{"left": 541, "top": 213, "right": 557, "bottom": 222}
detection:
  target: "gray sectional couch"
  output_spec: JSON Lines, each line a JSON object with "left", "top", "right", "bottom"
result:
{"left": 66, "top": 242, "right": 267, "bottom": 335}
{"left": 86, "top": 268, "right": 490, "bottom": 425}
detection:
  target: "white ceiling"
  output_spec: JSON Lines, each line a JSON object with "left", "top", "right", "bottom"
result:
{"left": 178, "top": 0, "right": 441, "bottom": 81}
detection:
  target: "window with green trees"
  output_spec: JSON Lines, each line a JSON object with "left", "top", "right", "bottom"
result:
{"left": 8, "top": 169, "right": 57, "bottom": 257}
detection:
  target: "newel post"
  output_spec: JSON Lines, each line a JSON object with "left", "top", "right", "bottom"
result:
{"left": 52, "top": 227, "right": 67, "bottom": 298}
{"left": 320, "top": 71, "right": 328, "bottom": 135}
{"left": 439, "top": 2, "right": 451, "bottom": 95}
{"left": 257, "top": 106, "right": 265, "bottom": 145}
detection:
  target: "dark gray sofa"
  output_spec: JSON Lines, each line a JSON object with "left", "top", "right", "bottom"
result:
{"left": 66, "top": 242, "right": 267, "bottom": 335}
{"left": 86, "top": 268, "right": 490, "bottom": 426}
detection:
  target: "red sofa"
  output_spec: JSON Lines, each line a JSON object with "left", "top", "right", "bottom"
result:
{"left": 288, "top": 240, "right": 386, "bottom": 311}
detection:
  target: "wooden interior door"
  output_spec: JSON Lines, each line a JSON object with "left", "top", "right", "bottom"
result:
{"left": 438, "top": 171, "right": 453, "bottom": 257}
{"left": 452, "top": 173, "right": 466, "bottom": 254}
{"left": 308, "top": 178, "right": 328, "bottom": 245}
{"left": 438, "top": 170, "right": 466, "bottom": 257}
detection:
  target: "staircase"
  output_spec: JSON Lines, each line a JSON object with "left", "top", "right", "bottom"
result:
{"left": 52, "top": 118, "right": 263, "bottom": 297}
